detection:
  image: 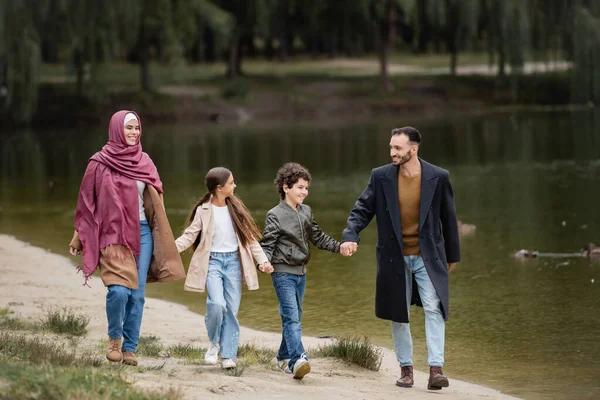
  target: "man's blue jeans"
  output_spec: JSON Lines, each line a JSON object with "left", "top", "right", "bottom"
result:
{"left": 106, "top": 220, "right": 153, "bottom": 352}
{"left": 272, "top": 272, "right": 308, "bottom": 369}
{"left": 205, "top": 251, "right": 243, "bottom": 359}
{"left": 392, "top": 255, "right": 445, "bottom": 367}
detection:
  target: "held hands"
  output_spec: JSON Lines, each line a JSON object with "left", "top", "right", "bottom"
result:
{"left": 340, "top": 242, "right": 358, "bottom": 257}
{"left": 258, "top": 261, "right": 274, "bottom": 274}
{"left": 69, "top": 246, "right": 81, "bottom": 256}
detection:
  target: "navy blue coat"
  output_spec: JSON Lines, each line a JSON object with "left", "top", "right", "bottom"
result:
{"left": 342, "top": 159, "right": 460, "bottom": 323}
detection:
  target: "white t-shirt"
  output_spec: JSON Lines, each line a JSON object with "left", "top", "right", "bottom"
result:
{"left": 136, "top": 180, "right": 147, "bottom": 221}
{"left": 211, "top": 204, "right": 239, "bottom": 252}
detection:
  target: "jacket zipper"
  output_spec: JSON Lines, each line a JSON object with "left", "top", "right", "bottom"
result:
{"left": 295, "top": 209, "right": 308, "bottom": 256}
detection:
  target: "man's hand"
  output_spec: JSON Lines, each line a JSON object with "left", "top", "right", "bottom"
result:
{"left": 448, "top": 263, "right": 457, "bottom": 272}
{"left": 340, "top": 242, "right": 358, "bottom": 257}
{"left": 69, "top": 246, "right": 81, "bottom": 256}
{"left": 258, "top": 261, "right": 274, "bottom": 274}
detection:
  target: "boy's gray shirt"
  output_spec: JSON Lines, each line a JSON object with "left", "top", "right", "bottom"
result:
{"left": 260, "top": 200, "right": 340, "bottom": 275}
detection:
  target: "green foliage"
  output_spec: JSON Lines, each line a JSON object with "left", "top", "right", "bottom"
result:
{"left": 571, "top": 6, "right": 600, "bottom": 104}
{"left": 42, "top": 308, "right": 90, "bottom": 337}
{"left": 221, "top": 77, "right": 250, "bottom": 99}
{"left": 167, "top": 343, "right": 205, "bottom": 359}
{"left": 137, "top": 334, "right": 164, "bottom": 357}
{"left": 0, "top": 308, "right": 35, "bottom": 331}
{"left": 0, "top": 362, "right": 182, "bottom": 400}
{"left": 0, "top": 331, "right": 101, "bottom": 367}
{"left": 236, "top": 343, "right": 274, "bottom": 365}
{"left": 312, "top": 336, "right": 383, "bottom": 371}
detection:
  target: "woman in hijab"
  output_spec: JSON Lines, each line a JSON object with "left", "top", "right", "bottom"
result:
{"left": 69, "top": 110, "right": 185, "bottom": 366}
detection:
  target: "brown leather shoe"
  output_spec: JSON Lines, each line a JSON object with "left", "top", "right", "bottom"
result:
{"left": 122, "top": 351, "right": 138, "bottom": 366}
{"left": 395, "top": 365, "right": 414, "bottom": 388}
{"left": 428, "top": 366, "right": 449, "bottom": 390}
{"left": 106, "top": 338, "right": 123, "bottom": 362}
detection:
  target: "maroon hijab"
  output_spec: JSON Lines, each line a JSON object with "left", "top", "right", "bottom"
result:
{"left": 74, "top": 110, "right": 163, "bottom": 281}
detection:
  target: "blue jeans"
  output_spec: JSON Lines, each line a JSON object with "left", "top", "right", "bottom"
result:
{"left": 272, "top": 272, "right": 307, "bottom": 369}
{"left": 392, "top": 255, "right": 445, "bottom": 367}
{"left": 205, "top": 251, "right": 242, "bottom": 359}
{"left": 106, "top": 221, "right": 153, "bottom": 352}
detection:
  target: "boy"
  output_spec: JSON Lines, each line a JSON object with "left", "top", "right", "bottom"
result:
{"left": 261, "top": 162, "right": 343, "bottom": 379}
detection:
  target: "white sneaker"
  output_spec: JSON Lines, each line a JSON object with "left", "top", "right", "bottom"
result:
{"left": 292, "top": 358, "right": 311, "bottom": 380}
{"left": 272, "top": 356, "right": 291, "bottom": 373}
{"left": 222, "top": 358, "right": 236, "bottom": 369}
{"left": 205, "top": 342, "right": 219, "bottom": 365}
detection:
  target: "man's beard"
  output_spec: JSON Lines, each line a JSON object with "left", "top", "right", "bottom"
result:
{"left": 397, "top": 152, "right": 412, "bottom": 165}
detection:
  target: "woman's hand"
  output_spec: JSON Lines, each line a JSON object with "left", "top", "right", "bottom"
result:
{"left": 69, "top": 246, "right": 81, "bottom": 256}
{"left": 258, "top": 261, "right": 274, "bottom": 274}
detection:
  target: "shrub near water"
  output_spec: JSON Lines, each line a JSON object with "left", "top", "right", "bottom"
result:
{"left": 42, "top": 308, "right": 90, "bottom": 336}
{"left": 313, "top": 336, "right": 383, "bottom": 371}
{"left": 0, "top": 332, "right": 101, "bottom": 367}
{"left": 137, "top": 335, "right": 164, "bottom": 357}
{"left": 0, "top": 363, "right": 182, "bottom": 400}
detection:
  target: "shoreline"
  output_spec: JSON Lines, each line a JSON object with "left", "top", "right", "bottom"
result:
{"left": 0, "top": 233, "right": 519, "bottom": 400}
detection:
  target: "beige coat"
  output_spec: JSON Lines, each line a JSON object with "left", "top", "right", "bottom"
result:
{"left": 70, "top": 185, "right": 186, "bottom": 289}
{"left": 175, "top": 200, "right": 268, "bottom": 293}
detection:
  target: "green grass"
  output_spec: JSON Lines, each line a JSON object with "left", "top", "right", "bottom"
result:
{"left": 237, "top": 343, "right": 275, "bottom": 367}
{"left": 167, "top": 343, "right": 205, "bottom": 359}
{"left": 42, "top": 308, "right": 90, "bottom": 336}
{"left": 38, "top": 52, "right": 493, "bottom": 87}
{"left": 0, "top": 308, "right": 35, "bottom": 331}
{"left": 0, "top": 362, "right": 182, "bottom": 400}
{"left": 0, "top": 332, "right": 101, "bottom": 368}
{"left": 312, "top": 336, "right": 383, "bottom": 371}
{"left": 137, "top": 335, "right": 164, "bottom": 357}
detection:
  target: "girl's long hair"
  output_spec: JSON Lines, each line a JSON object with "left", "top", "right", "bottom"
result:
{"left": 185, "top": 167, "right": 261, "bottom": 251}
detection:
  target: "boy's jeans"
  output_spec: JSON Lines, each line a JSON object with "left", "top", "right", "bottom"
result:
{"left": 106, "top": 220, "right": 153, "bottom": 352}
{"left": 205, "top": 251, "right": 243, "bottom": 359}
{"left": 392, "top": 255, "right": 445, "bottom": 367}
{"left": 272, "top": 272, "right": 308, "bottom": 369}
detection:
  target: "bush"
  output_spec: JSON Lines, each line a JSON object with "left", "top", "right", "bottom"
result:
{"left": 42, "top": 308, "right": 90, "bottom": 336}
{"left": 313, "top": 336, "right": 383, "bottom": 371}
{"left": 221, "top": 77, "right": 250, "bottom": 99}
{"left": 0, "top": 363, "right": 182, "bottom": 400}
{"left": 137, "top": 335, "right": 163, "bottom": 357}
{"left": 0, "top": 332, "right": 101, "bottom": 367}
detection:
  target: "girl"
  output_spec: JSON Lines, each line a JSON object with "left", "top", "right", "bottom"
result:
{"left": 175, "top": 167, "right": 273, "bottom": 369}
{"left": 69, "top": 110, "right": 185, "bottom": 366}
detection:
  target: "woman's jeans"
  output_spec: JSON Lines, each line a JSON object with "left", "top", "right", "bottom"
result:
{"left": 106, "top": 221, "right": 153, "bottom": 352}
{"left": 205, "top": 251, "right": 243, "bottom": 359}
{"left": 272, "top": 272, "right": 308, "bottom": 369}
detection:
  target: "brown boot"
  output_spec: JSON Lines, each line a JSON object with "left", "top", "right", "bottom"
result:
{"left": 428, "top": 366, "right": 449, "bottom": 390}
{"left": 122, "top": 351, "right": 138, "bottom": 366}
{"left": 395, "top": 365, "right": 414, "bottom": 388}
{"left": 106, "top": 338, "right": 123, "bottom": 362}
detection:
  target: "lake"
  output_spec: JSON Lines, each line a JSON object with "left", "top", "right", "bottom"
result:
{"left": 1, "top": 110, "right": 599, "bottom": 399}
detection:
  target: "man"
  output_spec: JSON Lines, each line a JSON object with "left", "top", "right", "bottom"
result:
{"left": 340, "top": 126, "right": 460, "bottom": 390}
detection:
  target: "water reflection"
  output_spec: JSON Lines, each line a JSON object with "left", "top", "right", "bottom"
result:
{"left": 1, "top": 110, "right": 600, "bottom": 399}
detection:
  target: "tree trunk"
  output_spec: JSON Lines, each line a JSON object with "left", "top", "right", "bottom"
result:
{"left": 445, "top": 0, "right": 459, "bottom": 75}
{"left": 377, "top": 1, "right": 396, "bottom": 92}
{"left": 226, "top": 30, "right": 241, "bottom": 79}
{"left": 265, "top": 37, "right": 275, "bottom": 59}
{"left": 491, "top": 0, "right": 505, "bottom": 78}
{"left": 279, "top": 0, "right": 289, "bottom": 61}
{"left": 140, "top": 48, "right": 151, "bottom": 92}
{"left": 417, "top": 0, "right": 430, "bottom": 53}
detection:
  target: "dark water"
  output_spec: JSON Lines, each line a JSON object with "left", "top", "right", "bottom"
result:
{"left": 1, "top": 111, "right": 600, "bottom": 399}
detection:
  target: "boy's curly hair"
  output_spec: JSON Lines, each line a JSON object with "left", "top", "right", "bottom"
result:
{"left": 274, "top": 162, "right": 312, "bottom": 200}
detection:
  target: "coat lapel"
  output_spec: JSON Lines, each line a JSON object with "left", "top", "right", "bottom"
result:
{"left": 382, "top": 164, "right": 404, "bottom": 253}
{"left": 419, "top": 159, "right": 438, "bottom": 232}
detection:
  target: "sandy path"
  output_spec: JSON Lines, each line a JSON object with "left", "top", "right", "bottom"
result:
{"left": 0, "top": 234, "right": 518, "bottom": 400}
